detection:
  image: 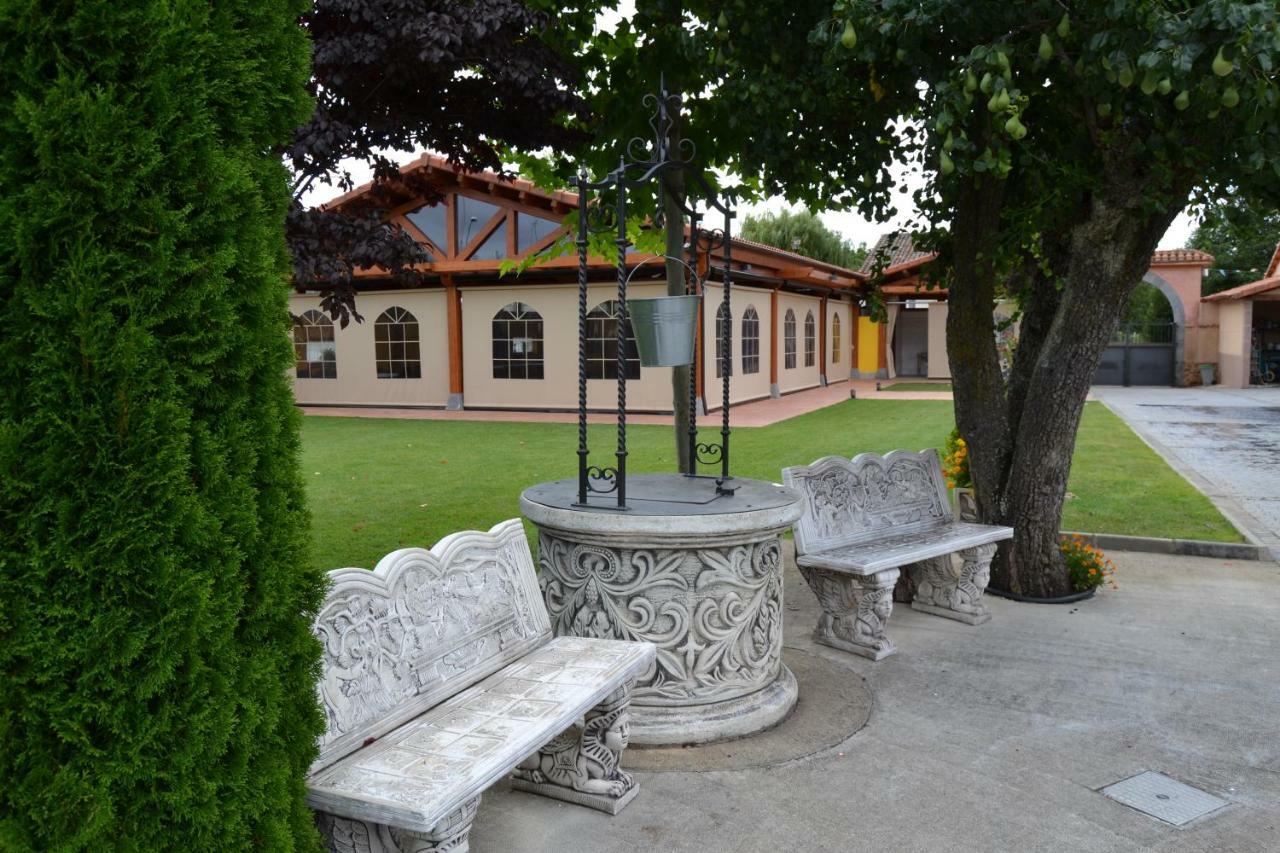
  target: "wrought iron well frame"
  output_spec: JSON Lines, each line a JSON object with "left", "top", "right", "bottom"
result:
{"left": 574, "top": 87, "right": 736, "bottom": 509}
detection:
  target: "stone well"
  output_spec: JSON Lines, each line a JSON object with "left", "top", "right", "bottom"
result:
{"left": 521, "top": 473, "right": 802, "bottom": 746}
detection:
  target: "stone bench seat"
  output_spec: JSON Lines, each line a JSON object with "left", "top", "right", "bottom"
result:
{"left": 796, "top": 522, "right": 1012, "bottom": 575}
{"left": 784, "top": 450, "right": 1014, "bottom": 661}
{"left": 308, "top": 636, "right": 653, "bottom": 835}
{"left": 307, "top": 520, "right": 655, "bottom": 852}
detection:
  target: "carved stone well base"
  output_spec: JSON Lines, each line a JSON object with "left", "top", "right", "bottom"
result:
{"left": 625, "top": 663, "right": 798, "bottom": 745}
{"left": 521, "top": 474, "right": 803, "bottom": 746}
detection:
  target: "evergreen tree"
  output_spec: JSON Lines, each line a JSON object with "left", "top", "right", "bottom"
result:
{"left": 1188, "top": 197, "right": 1280, "bottom": 294}
{"left": 0, "top": 2, "right": 324, "bottom": 848}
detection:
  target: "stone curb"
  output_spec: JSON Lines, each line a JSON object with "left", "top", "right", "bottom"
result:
{"left": 1062, "top": 530, "right": 1270, "bottom": 562}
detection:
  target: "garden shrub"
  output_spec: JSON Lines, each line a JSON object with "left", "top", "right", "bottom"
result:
{"left": 0, "top": 1, "right": 323, "bottom": 849}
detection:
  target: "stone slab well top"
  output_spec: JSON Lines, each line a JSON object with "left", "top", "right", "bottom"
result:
{"left": 521, "top": 474, "right": 802, "bottom": 537}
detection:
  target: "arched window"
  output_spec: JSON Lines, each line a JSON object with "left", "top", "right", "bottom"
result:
{"left": 492, "top": 302, "right": 544, "bottom": 379}
{"left": 586, "top": 300, "right": 640, "bottom": 380}
{"left": 804, "top": 310, "right": 816, "bottom": 367}
{"left": 741, "top": 306, "right": 760, "bottom": 375}
{"left": 784, "top": 309, "right": 797, "bottom": 370}
{"left": 831, "top": 314, "right": 842, "bottom": 364}
{"left": 374, "top": 306, "right": 421, "bottom": 379}
{"left": 293, "top": 310, "right": 337, "bottom": 379}
{"left": 714, "top": 303, "right": 732, "bottom": 379}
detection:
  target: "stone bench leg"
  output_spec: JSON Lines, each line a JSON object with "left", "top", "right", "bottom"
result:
{"left": 910, "top": 543, "right": 996, "bottom": 625}
{"left": 316, "top": 795, "right": 481, "bottom": 853}
{"left": 510, "top": 681, "right": 640, "bottom": 815}
{"left": 796, "top": 565, "right": 898, "bottom": 661}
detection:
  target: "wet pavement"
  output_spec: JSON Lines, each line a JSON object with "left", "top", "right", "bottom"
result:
{"left": 1093, "top": 386, "right": 1280, "bottom": 559}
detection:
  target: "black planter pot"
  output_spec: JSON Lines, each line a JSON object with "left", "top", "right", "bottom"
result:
{"left": 985, "top": 586, "right": 1097, "bottom": 605}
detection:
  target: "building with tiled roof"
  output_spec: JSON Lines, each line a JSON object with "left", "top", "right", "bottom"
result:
{"left": 291, "top": 155, "right": 868, "bottom": 413}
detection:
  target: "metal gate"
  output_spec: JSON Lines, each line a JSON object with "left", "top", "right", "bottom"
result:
{"left": 1093, "top": 323, "right": 1176, "bottom": 386}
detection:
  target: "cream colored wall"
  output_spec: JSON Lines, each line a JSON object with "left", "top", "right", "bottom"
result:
{"left": 775, "top": 291, "right": 824, "bottom": 393}
{"left": 288, "top": 290, "right": 449, "bottom": 406}
{"left": 702, "top": 283, "right": 775, "bottom": 407}
{"left": 1217, "top": 300, "right": 1252, "bottom": 388}
{"left": 460, "top": 282, "right": 676, "bottom": 411}
{"left": 926, "top": 302, "right": 951, "bottom": 379}
{"left": 826, "top": 298, "right": 853, "bottom": 381}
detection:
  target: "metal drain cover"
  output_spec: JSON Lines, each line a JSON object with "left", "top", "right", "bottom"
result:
{"left": 1100, "top": 771, "right": 1229, "bottom": 826}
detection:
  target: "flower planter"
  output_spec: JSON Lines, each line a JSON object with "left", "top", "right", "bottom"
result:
{"left": 627, "top": 295, "right": 699, "bottom": 367}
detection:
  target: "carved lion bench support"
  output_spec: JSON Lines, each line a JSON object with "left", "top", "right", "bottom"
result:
{"left": 783, "top": 450, "right": 1013, "bottom": 661}
{"left": 306, "top": 520, "right": 656, "bottom": 852}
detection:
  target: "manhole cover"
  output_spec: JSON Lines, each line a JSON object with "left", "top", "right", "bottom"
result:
{"left": 1100, "top": 771, "right": 1229, "bottom": 826}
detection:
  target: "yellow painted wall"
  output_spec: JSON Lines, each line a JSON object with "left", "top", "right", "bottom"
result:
{"left": 856, "top": 315, "right": 881, "bottom": 376}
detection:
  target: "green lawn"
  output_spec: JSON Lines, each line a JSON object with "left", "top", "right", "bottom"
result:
{"left": 882, "top": 381, "right": 953, "bottom": 392}
{"left": 299, "top": 400, "right": 1242, "bottom": 570}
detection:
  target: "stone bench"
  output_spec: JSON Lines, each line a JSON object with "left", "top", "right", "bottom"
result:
{"left": 306, "top": 519, "right": 656, "bottom": 852}
{"left": 782, "top": 450, "right": 1013, "bottom": 661}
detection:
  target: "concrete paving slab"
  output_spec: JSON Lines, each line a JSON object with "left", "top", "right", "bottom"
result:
{"left": 468, "top": 546, "right": 1280, "bottom": 852}
{"left": 1092, "top": 386, "right": 1280, "bottom": 559}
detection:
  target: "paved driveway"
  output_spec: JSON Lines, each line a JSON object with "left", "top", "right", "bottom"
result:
{"left": 1092, "top": 386, "right": 1280, "bottom": 558}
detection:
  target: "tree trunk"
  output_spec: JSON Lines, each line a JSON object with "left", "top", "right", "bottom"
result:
{"left": 948, "top": 159, "right": 1183, "bottom": 597}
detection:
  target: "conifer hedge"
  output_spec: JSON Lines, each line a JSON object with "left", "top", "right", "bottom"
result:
{"left": 0, "top": 2, "right": 324, "bottom": 848}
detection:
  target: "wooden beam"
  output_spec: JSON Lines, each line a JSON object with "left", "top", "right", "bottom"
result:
{"left": 820, "top": 294, "right": 828, "bottom": 383}
{"left": 770, "top": 288, "right": 779, "bottom": 391}
{"left": 444, "top": 274, "right": 464, "bottom": 406}
{"left": 774, "top": 265, "right": 817, "bottom": 281}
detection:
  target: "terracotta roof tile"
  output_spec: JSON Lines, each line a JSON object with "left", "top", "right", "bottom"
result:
{"left": 1202, "top": 275, "right": 1280, "bottom": 301}
{"left": 1265, "top": 242, "right": 1280, "bottom": 278}
{"left": 860, "top": 232, "right": 932, "bottom": 273}
{"left": 1151, "top": 248, "right": 1214, "bottom": 265}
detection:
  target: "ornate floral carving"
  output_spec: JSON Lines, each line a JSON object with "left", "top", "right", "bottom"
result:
{"left": 783, "top": 450, "right": 951, "bottom": 553}
{"left": 313, "top": 521, "right": 551, "bottom": 767}
{"left": 797, "top": 565, "right": 898, "bottom": 661}
{"left": 316, "top": 796, "right": 480, "bottom": 853}
{"left": 538, "top": 532, "right": 784, "bottom": 705}
{"left": 513, "top": 683, "right": 637, "bottom": 801}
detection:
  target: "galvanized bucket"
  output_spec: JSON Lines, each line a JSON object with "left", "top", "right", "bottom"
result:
{"left": 628, "top": 295, "right": 699, "bottom": 367}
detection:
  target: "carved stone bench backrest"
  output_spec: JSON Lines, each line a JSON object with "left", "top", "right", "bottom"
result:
{"left": 311, "top": 519, "right": 552, "bottom": 772}
{"left": 783, "top": 449, "right": 951, "bottom": 556}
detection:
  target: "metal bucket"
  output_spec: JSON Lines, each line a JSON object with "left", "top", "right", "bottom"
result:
{"left": 628, "top": 295, "right": 699, "bottom": 367}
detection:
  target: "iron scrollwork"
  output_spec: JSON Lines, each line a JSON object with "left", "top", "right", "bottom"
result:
{"left": 585, "top": 466, "right": 620, "bottom": 495}
{"left": 575, "top": 83, "right": 736, "bottom": 507}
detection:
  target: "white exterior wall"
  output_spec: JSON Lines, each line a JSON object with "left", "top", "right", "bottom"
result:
{"left": 775, "top": 291, "right": 824, "bottom": 394}
{"left": 288, "top": 290, "right": 450, "bottom": 406}
{"left": 827, "top": 298, "right": 853, "bottom": 381}
{"left": 1218, "top": 300, "right": 1252, "bottom": 388}
{"left": 462, "top": 281, "right": 674, "bottom": 411}
{"left": 926, "top": 302, "right": 951, "bottom": 379}
{"left": 703, "top": 283, "right": 774, "bottom": 407}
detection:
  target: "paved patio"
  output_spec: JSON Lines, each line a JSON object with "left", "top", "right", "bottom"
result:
{"left": 471, "top": 547, "right": 1280, "bottom": 852}
{"left": 1094, "top": 386, "right": 1280, "bottom": 559}
{"left": 299, "top": 379, "right": 954, "bottom": 429}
